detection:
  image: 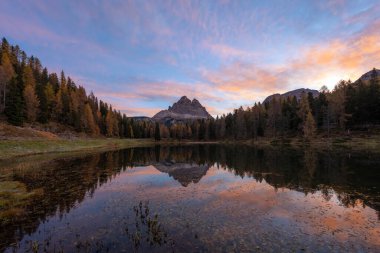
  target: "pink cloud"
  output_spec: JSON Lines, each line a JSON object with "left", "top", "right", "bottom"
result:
{"left": 116, "top": 106, "right": 161, "bottom": 117}
{"left": 203, "top": 42, "right": 257, "bottom": 59}
{"left": 0, "top": 11, "right": 109, "bottom": 58}
{"left": 200, "top": 18, "right": 380, "bottom": 103}
{"left": 70, "top": 76, "right": 227, "bottom": 116}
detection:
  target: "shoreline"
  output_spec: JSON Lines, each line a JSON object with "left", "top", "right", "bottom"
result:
{"left": 1, "top": 135, "right": 380, "bottom": 161}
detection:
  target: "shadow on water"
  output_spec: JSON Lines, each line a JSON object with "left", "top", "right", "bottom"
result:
{"left": 0, "top": 144, "right": 379, "bottom": 252}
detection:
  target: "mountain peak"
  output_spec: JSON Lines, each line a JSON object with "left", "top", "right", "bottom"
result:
{"left": 192, "top": 98, "right": 201, "bottom": 105}
{"left": 263, "top": 88, "right": 319, "bottom": 104}
{"left": 178, "top": 96, "right": 191, "bottom": 103}
{"left": 153, "top": 96, "right": 212, "bottom": 122}
{"left": 358, "top": 68, "right": 380, "bottom": 81}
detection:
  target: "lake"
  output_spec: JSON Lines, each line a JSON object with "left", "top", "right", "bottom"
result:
{"left": 0, "top": 145, "right": 379, "bottom": 252}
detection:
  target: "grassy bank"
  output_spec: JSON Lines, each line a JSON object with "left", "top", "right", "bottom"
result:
{"left": 2, "top": 134, "right": 380, "bottom": 161}
{"left": 0, "top": 138, "right": 158, "bottom": 160}
{"left": 223, "top": 134, "right": 380, "bottom": 152}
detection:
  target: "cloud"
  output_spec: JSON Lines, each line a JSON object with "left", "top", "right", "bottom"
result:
{"left": 96, "top": 80, "right": 220, "bottom": 102}
{"left": 78, "top": 15, "right": 380, "bottom": 117}
{"left": 203, "top": 42, "right": 257, "bottom": 60}
{"left": 116, "top": 107, "right": 161, "bottom": 117}
{"left": 200, "top": 17, "right": 380, "bottom": 103}
{"left": 202, "top": 62, "right": 281, "bottom": 92}
{"left": 318, "top": 0, "right": 347, "bottom": 15}
{"left": 72, "top": 77, "right": 226, "bottom": 116}
{"left": 200, "top": 61, "right": 287, "bottom": 104}
{"left": 287, "top": 20, "right": 380, "bottom": 87}
{"left": 2, "top": 0, "right": 379, "bottom": 118}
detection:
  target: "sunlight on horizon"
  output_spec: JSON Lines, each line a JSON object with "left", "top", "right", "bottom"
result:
{"left": 0, "top": 0, "right": 379, "bottom": 116}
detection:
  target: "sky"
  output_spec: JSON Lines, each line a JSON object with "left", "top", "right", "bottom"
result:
{"left": 0, "top": 0, "right": 379, "bottom": 117}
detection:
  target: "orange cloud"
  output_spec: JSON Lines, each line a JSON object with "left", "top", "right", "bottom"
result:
{"left": 201, "top": 18, "right": 380, "bottom": 103}
{"left": 78, "top": 79, "right": 226, "bottom": 116}
{"left": 288, "top": 23, "right": 380, "bottom": 87}
{"left": 117, "top": 106, "right": 163, "bottom": 117}
{"left": 200, "top": 61, "right": 287, "bottom": 104}
{"left": 202, "top": 62, "right": 282, "bottom": 92}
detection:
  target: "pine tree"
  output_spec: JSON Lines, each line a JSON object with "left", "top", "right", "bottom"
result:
{"left": 303, "top": 111, "right": 316, "bottom": 139}
{"left": 0, "top": 51, "right": 15, "bottom": 112}
{"left": 44, "top": 82, "right": 55, "bottom": 120}
{"left": 5, "top": 77, "right": 24, "bottom": 125}
{"left": 36, "top": 68, "right": 49, "bottom": 123}
{"left": 23, "top": 65, "right": 39, "bottom": 122}
{"left": 129, "top": 125, "right": 134, "bottom": 138}
{"left": 298, "top": 93, "right": 311, "bottom": 122}
{"left": 106, "top": 110, "right": 114, "bottom": 137}
{"left": 155, "top": 122, "right": 161, "bottom": 141}
{"left": 329, "top": 81, "right": 349, "bottom": 129}
{"left": 266, "top": 98, "right": 281, "bottom": 137}
{"left": 235, "top": 107, "right": 247, "bottom": 139}
{"left": 298, "top": 93, "right": 312, "bottom": 133}
{"left": 83, "top": 103, "right": 99, "bottom": 135}
{"left": 219, "top": 117, "right": 226, "bottom": 139}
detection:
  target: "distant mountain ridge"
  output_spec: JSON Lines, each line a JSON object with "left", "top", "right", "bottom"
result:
{"left": 151, "top": 69, "right": 378, "bottom": 120}
{"left": 357, "top": 68, "right": 380, "bottom": 81}
{"left": 263, "top": 88, "right": 319, "bottom": 104}
{"left": 152, "top": 96, "right": 212, "bottom": 122}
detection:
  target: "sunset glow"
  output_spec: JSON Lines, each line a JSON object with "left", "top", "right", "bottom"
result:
{"left": 1, "top": 0, "right": 379, "bottom": 116}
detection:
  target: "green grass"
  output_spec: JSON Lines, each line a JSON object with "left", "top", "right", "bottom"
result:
{"left": 220, "top": 134, "right": 380, "bottom": 152}
{"left": 0, "top": 138, "right": 157, "bottom": 160}
{"left": 1, "top": 134, "right": 380, "bottom": 161}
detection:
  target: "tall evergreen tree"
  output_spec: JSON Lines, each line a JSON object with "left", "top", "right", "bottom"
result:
{"left": 155, "top": 122, "right": 161, "bottom": 141}
{"left": 23, "top": 65, "right": 39, "bottom": 122}
{"left": 303, "top": 111, "right": 316, "bottom": 139}
{"left": 0, "top": 50, "right": 15, "bottom": 112}
{"left": 5, "top": 77, "right": 24, "bottom": 126}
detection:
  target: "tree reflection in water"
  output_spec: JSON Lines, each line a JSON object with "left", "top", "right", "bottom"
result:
{"left": 0, "top": 144, "right": 379, "bottom": 252}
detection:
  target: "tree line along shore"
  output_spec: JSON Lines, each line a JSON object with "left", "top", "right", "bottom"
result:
{"left": 1, "top": 38, "right": 380, "bottom": 148}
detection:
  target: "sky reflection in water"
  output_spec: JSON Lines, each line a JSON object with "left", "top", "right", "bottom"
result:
{"left": 0, "top": 145, "right": 379, "bottom": 252}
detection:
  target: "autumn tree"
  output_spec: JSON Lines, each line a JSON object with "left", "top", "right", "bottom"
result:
{"left": 44, "top": 83, "right": 55, "bottom": 120}
{"left": 105, "top": 109, "right": 119, "bottom": 137}
{"left": 297, "top": 92, "right": 314, "bottom": 134}
{"left": 303, "top": 111, "right": 316, "bottom": 139}
{"left": 0, "top": 50, "right": 14, "bottom": 112}
{"left": 83, "top": 103, "right": 99, "bottom": 135}
{"left": 23, "top": 65, "right": 39, "bottom": 122}
{"left": 329, "top": 81, "right": 349, "bottom": 130}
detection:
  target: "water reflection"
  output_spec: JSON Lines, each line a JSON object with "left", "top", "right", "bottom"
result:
{"left": 154, "top": 162, "right": 210, "bottom": 187}
{"left": 0, "top": 145, "right": 379, "bottom": 252}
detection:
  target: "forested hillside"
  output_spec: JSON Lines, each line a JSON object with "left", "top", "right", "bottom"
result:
{"left": 191, "top": 69, "right": 380, "bottom": 141}
{"left": 1, "top": 38, "right": 379, "bottom": 141}
{"left": 0, "top": 38, "right": 153, "bottom": 138}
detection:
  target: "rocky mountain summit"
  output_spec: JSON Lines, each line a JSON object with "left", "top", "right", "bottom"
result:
{"left": 263, "top": 68, "right": 379, "bottom": 104}
{"left": 357, "top": 68, "right": 380, "bottom": 81}
{"left": 152, "top": 96, "right": 212, "bottom": 122}
{"left": 263, "top": 88, "right": 319, "bottom": 104}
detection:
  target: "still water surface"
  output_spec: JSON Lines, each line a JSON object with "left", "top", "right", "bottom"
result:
{"left": 0, "top": 145, "right": 379, "bottom": 252}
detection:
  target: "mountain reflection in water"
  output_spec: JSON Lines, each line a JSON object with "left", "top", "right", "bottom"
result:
{"left": 0, "top": 145, "right": 379, "bottom": 252}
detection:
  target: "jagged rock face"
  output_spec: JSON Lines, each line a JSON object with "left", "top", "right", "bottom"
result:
{"left": 153, "top": 96, "right": 212, "bottom": 121}
{"left": 263, "top": 88, "right": 319, "bottom": 104}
